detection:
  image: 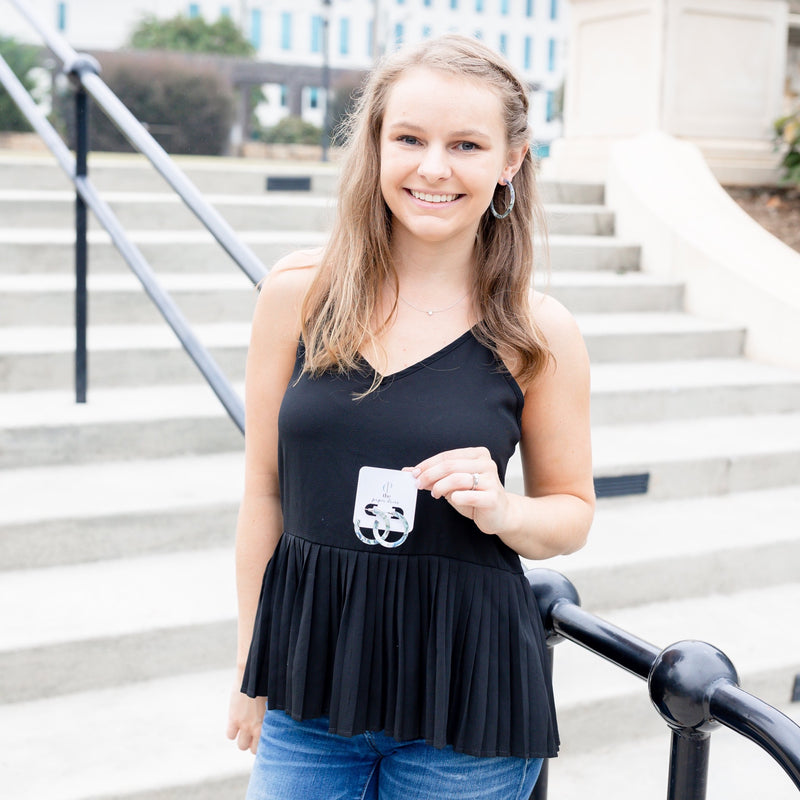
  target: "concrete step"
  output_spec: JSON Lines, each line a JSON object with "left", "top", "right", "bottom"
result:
{"left": 544, "top": 271, "right": 684, "bottom": 313}
{"left": 0, "top": 228, "right": 323, "bottom": 275}
{"left": 539, "top": 180, "right": 605, "bottom": 205}
{"left": 0, "top": 315, "right": 744, "bottom": 391}
{"left": 5, "top": 359, "right": 800, "bottom": 468}
{"left": 0, "top": 152, "right": 604, "bottom": 204}
{"left": 0, "top": 453, "right": 242, "bottom": 571}
{"left": 551, "top": 701, "right": 800, "bottom": 800}
{"left": 0, "top": 229, "right": 638, "bottom": 274}
{"left": 550, "top": 582, "right": 800, "bottom": 753}
{"left": 506, "top": 412, "right": 800, "bottom": 500}
{"left": 0, "top": 152, "right": 341, "bottom": 195}
{"left": 0, "top": 272, "right": 259, "bottom": 327}
{"left": 535, "top": 486, "right": 800, "bottom": 609}
{"left": 589, "top": 412, "right": 800, "bottom": 498}
{"left": 0, "top": 669, "right": 249, "bottom": 800}
{"left": 0, "top": 191, "right": 614, "bottom": 236}
{"left": 0, "top": 384, "right": 243, "bottom": 468}
{"left": 578, "top": 312, "right": 745, "bottom": 362}
{"left": 0, "top": 585, "right": 796, "bottom": 799}
{"left": 0, "top": 548, "right": 236, "bottom": 703}
{"left": 0, "top": 271, "right": 683, "bottom": 328}
{"left": 0, "top": 322, "right": 250, "bottom": 390}
{"left": 590, "top": 358, "right": 800, "bottom": 424}
{"left": 0, "top": 190, "right": 337, "bottom": 232}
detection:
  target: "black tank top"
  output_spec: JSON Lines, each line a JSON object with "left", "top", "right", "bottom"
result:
{"left": 242, "top": 329, "right": 559, "bottom": 758}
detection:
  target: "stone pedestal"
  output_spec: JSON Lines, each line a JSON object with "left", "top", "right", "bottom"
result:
{"left": 546, "top": 0, "right": 789, "bottom": 184}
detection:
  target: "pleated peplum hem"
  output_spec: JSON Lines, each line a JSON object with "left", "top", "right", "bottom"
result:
{"left": 242, "top": 531, "right": 560, "bottom": 759}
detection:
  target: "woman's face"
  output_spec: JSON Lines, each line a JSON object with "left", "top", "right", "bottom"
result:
{"left": 379, "top": 67, "right": 522, "bottom": 249}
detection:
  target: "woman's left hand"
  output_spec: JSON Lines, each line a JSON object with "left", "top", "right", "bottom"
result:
{"left": 406, "top": 447, "right": 512, "bottom": 536}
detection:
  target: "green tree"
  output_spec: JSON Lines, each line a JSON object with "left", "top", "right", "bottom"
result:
{"left": 129, "top": 14, "right": 255, "bottom": 56}
{"left": 0, "top": 36, "right": 40, "bottom": 132}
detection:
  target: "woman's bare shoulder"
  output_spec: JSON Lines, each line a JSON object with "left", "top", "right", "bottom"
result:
{"left": 252, "top": 249, "right": 322, "bottom": 339}
{"left": 525, "top": 289, "right": 590, "bottom": 389}
{"left": 530, "top": 290, "right": 584, "bottom": 353}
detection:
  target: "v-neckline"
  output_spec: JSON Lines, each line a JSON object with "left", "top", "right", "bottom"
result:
{"left": 360, "top": 327, "right": 476, "bottom": 383}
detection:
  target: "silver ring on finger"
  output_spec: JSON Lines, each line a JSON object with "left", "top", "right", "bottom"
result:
{"left": 471, "top": 472, "right": 480, "bottom": 491}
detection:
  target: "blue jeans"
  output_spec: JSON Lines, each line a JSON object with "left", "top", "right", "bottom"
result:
{"left": 246, "top": 709, "right": 543, "bottom": 800}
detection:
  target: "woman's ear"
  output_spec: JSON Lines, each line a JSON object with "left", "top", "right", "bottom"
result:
{"left": 502, "top": 142, "right": 529, "bottom": 184}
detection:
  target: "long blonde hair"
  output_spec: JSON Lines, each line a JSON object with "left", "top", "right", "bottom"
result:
{"left": 301, "top": 34, "right": 551, "bottom": 388}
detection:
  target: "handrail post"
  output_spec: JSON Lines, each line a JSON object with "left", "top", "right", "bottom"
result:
{"left": 649, "top": 641, "right": 740, "bottom": 800}
{"left": 525, "top": 568, "right": 583, "bottom": 800}
{"left": 530, "top": 644, "right": 554, "bottom": 800}
{"left": 667, "top": 729, "right": 711, "bottom": 800}
{"left": 74, "top": 82, "right": 88, "bottom": 403}
{"left": 66, "top": 54, "right": 100, "bottom": 404}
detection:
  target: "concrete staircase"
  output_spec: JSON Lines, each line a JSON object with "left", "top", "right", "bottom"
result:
{"left": 1, "top": 151, "right": 799, "bottom": 799}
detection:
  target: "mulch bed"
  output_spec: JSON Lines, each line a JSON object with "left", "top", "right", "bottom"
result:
{"left": 725, "top": 186, "right": 800, "bottom": 254}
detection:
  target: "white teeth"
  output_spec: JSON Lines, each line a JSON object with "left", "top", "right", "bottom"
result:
{"left": 410, "top": 190, "right": 458, "bottom": 203}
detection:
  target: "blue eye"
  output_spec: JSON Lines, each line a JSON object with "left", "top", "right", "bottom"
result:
{"left": 457, "top": 141, "right": 480, "bottom": 152}
{"left": 398, "top": 135, "right": 419, "bottom": 145}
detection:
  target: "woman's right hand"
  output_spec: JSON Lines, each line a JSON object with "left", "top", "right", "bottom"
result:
{"left": 226, "top": 679, "right": 266, "bottom": 755}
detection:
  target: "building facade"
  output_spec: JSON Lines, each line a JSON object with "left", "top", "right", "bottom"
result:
{"left": 3, "top": 0, "right": 568, "bottom": 150}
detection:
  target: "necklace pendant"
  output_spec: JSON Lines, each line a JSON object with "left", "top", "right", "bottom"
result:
{"left": 427, "top": 310, "right": 433, "bottom": 317}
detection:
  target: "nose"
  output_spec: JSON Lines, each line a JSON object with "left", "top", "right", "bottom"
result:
{"left": 417, "top": 144, "right": 451, "bottom": 182}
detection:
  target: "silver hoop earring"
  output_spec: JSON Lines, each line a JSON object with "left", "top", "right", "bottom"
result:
{"left": 490, "top": 179, "right": 515, "bottom": 220}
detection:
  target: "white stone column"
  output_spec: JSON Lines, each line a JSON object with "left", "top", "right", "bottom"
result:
{"left": 545, "top": 0, "right": 789, "bottom": 184}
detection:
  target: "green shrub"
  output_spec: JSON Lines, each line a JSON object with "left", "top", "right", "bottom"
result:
{"left": 259, "top": 115, "right": 322, "bottom": 146}
{"left": 0, "top": 36, "right": 40, "bottom": 132}
{"left": 55, "top": 53, "right": 235, "bottom": 155}
{"left": 129, "top": 14, "right": 255, "bottom": 57}
{"left": 774, "top": 110, "right": 800, "bottom": 186}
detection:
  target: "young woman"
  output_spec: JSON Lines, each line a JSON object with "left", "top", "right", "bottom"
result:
{"left": 226, "top": 34, "right": 594, "bottom": 800}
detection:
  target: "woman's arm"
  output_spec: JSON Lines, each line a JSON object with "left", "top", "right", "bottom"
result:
{"left": 411, "top": 293, "right": 595, "bottom": 560}
{"left": 226, "top": 254, "right": 316, "bottom": 753}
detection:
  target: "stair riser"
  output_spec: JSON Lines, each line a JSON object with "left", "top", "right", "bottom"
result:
{"left": 0, "top": 288, "right": 258, "bottom": 327}
{"left": 0, "top": 240, "right": 638, "bottom": 274}
{"left": 607, "top": 453, "right": 800, "bottom": 499}
{"left": 591, "top": 383, "right": 800, "bottom": 424}
{"left": 0, "top": 284, "right": 683, "bottom": 327}
{"left": 0, "top": 331, "right": 743, "bottom": 392}
{"left": 560, "top": 538, "right": 800, "bottom": 612}
{"left": 545, "top": 208, "right": 614, "bottom": 236}
{"left": 0, "top": 621, "right": 234, "bottom": 705}
{"left": 0, "top": 346, "right": 247, "bottom": 391}
{"left": 0, "top": 241, "right": 313, "bottom": 274}
{"left": 0, "top": 418, "right": 242, "bottom": 470}
{"left": 549, "top": 283, "right": 684, "bottom": 314}
{"left": 0, "top": 199, "right": 336, "bottom": 233}
{"left": 586, "top": 329, "right": 745, "bottom": 362}
{"left": 539, "top": 182, "right": 605, "bottom": 205}
{"left": 0, "top": 163, "right": 340, "bottom": 195}
{"left": 507, "top": 452, "right": 800, "bottom": 501}
{"left": 0, "top": 505, "right": 238, "bottom": 572}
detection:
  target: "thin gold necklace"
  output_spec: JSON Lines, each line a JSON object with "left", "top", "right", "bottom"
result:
{"left": 398, "top": 291, "right": 469, "bottom": 317}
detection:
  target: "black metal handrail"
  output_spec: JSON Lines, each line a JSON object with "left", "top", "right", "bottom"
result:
{"left": 527, "top": 568, "right": 800, "bottom": 800}
{"left": 3, "top": 0, "right": 271, "bottom": 432}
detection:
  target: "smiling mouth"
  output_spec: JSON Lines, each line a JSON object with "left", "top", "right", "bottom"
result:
{"left": 408, "top": 189, "right": 462, "bottom": 203}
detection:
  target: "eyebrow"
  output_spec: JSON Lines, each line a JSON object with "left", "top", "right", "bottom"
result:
{"left": 385, "top": 122, "right": 492, "bottom": 140}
